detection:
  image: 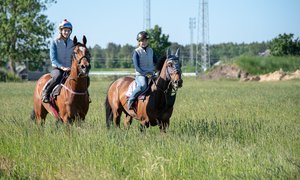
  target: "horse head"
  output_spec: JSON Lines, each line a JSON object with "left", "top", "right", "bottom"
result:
{"left": 165, "top": 48, "right": 183, "bottom": 89}
{"left": 72, "top": 35, "right": 91, "bottom": 76}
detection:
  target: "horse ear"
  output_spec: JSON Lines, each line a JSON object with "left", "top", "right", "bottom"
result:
{"left": 83, "top": 35, "right": 87, "bottom": 45}
{"left": 73, "top": 36, "right": 78, "bottom": 44}
{"left": 166, "top": 48, "right": 171, "bottom": 57}
{"left": 175, "top": 48, "right": 180, "bottom": 57}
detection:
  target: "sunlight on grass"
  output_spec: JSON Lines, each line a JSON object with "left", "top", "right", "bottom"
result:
{"left": 0, "top": 78, "right": 299, "bottom": 179}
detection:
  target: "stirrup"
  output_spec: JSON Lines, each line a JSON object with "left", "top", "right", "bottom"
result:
{"left": 42, "top": 95, "right": 50, "bottom": 103}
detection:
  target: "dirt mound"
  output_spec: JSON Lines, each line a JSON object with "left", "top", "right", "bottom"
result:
{"left": 258, "top": 69, "right": 286, "bottom": 82}
{"left": 242, "top": 69, "right": 300, "bottom": 82}
{"left": 282, "top": 69, "right": 300, "bottom": 80}
{"left": 203, "top": 64, "right": 300, "bottom": 82}
{"left": 203, "top": 64, "right": 248, "bottom": 80}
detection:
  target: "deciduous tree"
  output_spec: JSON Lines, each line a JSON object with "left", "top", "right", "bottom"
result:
{"left": 0, "top": 0, "right": 56, "bottom": 73}
{"left": 147, "top": 25, "right": 171, "bottom": 60}
{"left": 270, "top": 33, "right": 300, "bottom": 56}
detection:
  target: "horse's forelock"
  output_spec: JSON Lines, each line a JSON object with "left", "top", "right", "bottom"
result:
{"left": 73, "top": 42, "right": 84, "bottom": 48}
{"left": 167, "top": 55, "right": 179, "bottom": 61}
{"left": 73, "top": 43, "right": 91, "bottom": 63}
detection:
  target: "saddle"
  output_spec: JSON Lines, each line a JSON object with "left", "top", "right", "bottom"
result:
{"left": 125, "top": 76, "right": 155, "bottom": 100}
{"left": 49, "top": 74, "right": 68, "bottom": 100}
{"left": 50, "top": 84, "right": 63, "bottom": 100}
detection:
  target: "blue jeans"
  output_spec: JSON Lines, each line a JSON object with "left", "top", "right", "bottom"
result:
{"left": 128, "top": 75, "right": 148, "bottom": 102}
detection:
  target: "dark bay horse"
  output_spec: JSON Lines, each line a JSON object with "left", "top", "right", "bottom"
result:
{"left": 105, "top": 48, "right": 183, "bottom": 132}
{"left": 31, "top": 36, "right": 91, "bottom": 124}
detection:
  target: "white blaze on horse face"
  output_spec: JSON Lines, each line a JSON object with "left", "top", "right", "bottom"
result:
{"left": 79, "top": 46, "right": 85, "bottom": 53}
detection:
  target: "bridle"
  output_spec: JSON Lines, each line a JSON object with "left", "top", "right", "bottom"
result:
{"left": 72, "top": 45, "right": 91, "bottom": 77}
{"left": 153, "top": 57, "right": 182, "bottom": 96}
{"left": 61, "top": 44, "right": 90, "bottom": 96}
{"left": 165, "top": 58, "right": 182, "bottom": 95}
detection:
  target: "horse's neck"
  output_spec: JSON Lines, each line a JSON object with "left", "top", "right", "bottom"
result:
{"left": 155, "top": 62, "right": 169, "bottom": 91}
{"left": 66, "top": 64, "right": 87, "bottom": 91}
{"left": 151, "top": 72, "right": 174, "bottom": 110}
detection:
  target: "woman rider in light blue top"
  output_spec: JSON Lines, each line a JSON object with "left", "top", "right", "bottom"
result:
{"left": 128, "top": 31, "right": 157, "bottom": 109}
{"left": 42, "top": 19, "right": 74, "bottom": 103}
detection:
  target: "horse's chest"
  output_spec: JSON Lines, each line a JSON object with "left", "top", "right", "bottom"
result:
{"left": 136, "top": 100, "right": 159, "bottom": 120}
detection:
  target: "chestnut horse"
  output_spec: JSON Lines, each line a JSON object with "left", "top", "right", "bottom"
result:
{"left": 31, "top": 36, "right": 91, "bottom": 124}
{"left": 105, "top": 48, "right": 183, "bottom": 132}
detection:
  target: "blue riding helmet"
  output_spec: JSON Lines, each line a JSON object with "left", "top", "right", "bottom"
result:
{"left": 59, "top": 19, "right": 73, "bottom": 30}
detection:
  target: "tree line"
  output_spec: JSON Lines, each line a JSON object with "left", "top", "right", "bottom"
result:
{"left": 1, "top": 0, "right": 299, "bottom": 74}
{"left": 89, "top": 40, "right": 272, "bottom": 69}
{"left": 89, "top": 33, "right": 300, "bottom": 70}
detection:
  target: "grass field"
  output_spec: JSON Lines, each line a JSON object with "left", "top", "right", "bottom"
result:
{"left": 0, "top": 77, "right": 299, "bottom": 179}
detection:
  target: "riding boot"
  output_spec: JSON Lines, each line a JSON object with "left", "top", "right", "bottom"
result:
{"left": 41, "top": 80, "right": 53, "bottom": 103}
{"left": 127, "top": 98, "right": 135, "bottom": 110}
{"left": 128, "top": 86, "right": 143, "bottom": 110}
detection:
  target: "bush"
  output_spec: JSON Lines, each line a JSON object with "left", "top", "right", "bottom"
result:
{"left": 270, "top": 33, "right": 300, "bottom": 56}
{"left": 234, "top": 56, "right": 300, "bottom": 75}
{"left": 6, "top": 71, "right": 22, "bottom": 82}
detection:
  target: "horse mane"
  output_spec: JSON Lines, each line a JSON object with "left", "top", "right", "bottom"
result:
{"left": 155, "top": 56, "right": 166, "bottom": 72}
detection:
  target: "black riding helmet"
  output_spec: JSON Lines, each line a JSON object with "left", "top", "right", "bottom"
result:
{"left": 136, "top": 31, "right": 150, "bottom": 41}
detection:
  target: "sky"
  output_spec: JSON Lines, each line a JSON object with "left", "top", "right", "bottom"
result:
{"left": 45, "top": 0, "right": 300, "bottom": 48}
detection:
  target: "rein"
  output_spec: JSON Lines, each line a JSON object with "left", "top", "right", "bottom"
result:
{"left": 61, "top": 84, "right": 87, "bottom": 95}
{"left": 166, "top": 67, "right": 179, "bottom": 95}
{"left": 152, "top": 68, "right": 179, "bottom": 98}
{"left": 61, "top": 51, "right": 89, "bottom": 95}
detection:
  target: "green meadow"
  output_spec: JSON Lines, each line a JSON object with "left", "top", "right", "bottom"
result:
{"left": 0, "top": 77, "right": 299, "bottom": 179}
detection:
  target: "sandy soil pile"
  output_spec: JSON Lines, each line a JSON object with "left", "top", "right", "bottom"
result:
{"left": 202, "top": 64, "right": 248, "bottom": 80}
{"left": 203, "top": 64, "right": 300, "bottom": 82}
{"left": 242, "top": 69, "right": 300, "bottom": 82}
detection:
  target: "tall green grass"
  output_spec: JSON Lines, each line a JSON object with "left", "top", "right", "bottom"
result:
{"left": 234, "top": 56, "right": 300, "bottom": 75}
{"left": 0, "top": 78, "right": 299, "bottom": 179}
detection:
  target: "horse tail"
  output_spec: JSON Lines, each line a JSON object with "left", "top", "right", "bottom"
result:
{"left": 105, "top": 95, "right": 113, "bottom": 129}
{"left": 30, "top": 108, "right": 36, "bottom": 121}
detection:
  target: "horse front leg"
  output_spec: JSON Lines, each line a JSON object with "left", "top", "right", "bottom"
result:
{"left": 159, "top": 108, "right": 173, "bottom": 133}
{"left": 159, "top": 119, "right": 170, "bottom": 133}
{"left": 139, "top": 120, "right": 149, "bottom": 132}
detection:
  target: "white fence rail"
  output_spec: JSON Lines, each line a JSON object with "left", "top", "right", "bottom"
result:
{"left": 89, "top": 71, "right": 196, "bottom": 77}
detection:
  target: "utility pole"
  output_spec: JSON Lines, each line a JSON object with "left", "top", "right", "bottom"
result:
{"left": 143, "top": 0, "right": 151, "bottom": 30}
{"left": 196, "top": 0, "right": 200, "bottom": 75}
{"left": 189, "top": 17, "right": 196, "bottom": 67}
{"left": 201, "top": 0, "right": 210, "bottom": 71}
